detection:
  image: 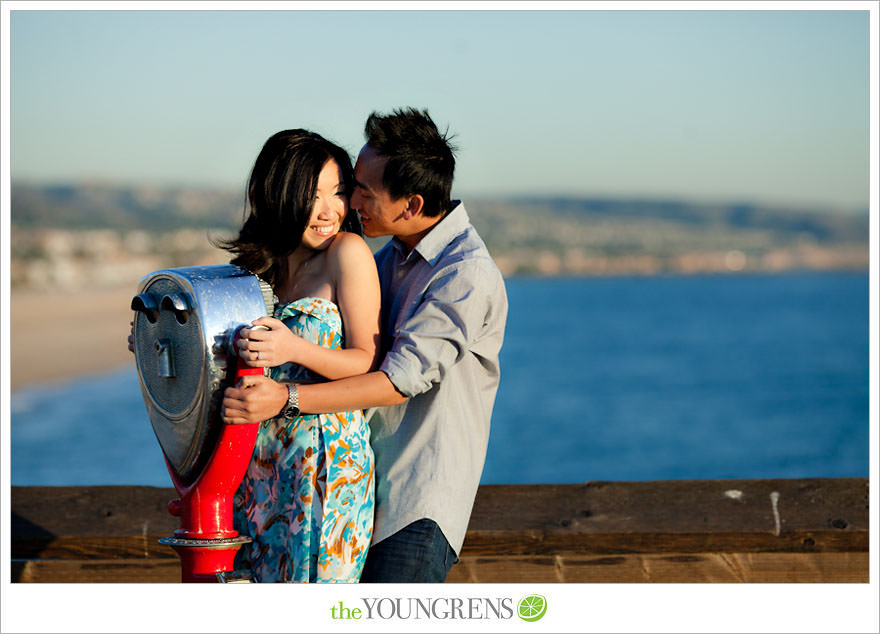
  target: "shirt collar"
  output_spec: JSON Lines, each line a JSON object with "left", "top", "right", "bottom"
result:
{"left": 391, "top": 200, "right": 469, "bottom": 266}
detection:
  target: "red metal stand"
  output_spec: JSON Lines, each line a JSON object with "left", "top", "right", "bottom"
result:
{"left": 159, "top": 328, "right": 262, "bottom": 582}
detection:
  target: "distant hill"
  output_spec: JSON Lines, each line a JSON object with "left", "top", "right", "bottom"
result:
{"left": 11, "top": 183, "right": 868, "bottom": 244}
{"left": 475, "top": 196, "right": 868, "bottom": 248}
{"left": 8, "top": 183, "right": 869, "bottom": 283}
{"left": 10, "top": 183, "right": 245, "bottom": 231}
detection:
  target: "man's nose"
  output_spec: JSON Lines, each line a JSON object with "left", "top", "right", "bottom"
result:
{"left": 349, "top": 189, "right": 362, "bottom": 210}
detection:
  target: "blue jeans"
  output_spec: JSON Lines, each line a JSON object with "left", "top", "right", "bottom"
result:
{"left": 359, "top": 518, "right": 458, "bottom": 583}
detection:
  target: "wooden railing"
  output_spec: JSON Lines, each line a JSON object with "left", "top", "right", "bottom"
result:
{"left": 11, "top": 478, "right": 868, "bottom": 583}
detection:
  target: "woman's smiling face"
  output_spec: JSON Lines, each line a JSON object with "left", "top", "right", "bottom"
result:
{"left": 300, "top": 158, "right": 348, "bottom": 250}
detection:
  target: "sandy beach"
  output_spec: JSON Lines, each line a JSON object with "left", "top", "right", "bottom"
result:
{"left": 9, "top": 286, "right": 137, "bottom": 391}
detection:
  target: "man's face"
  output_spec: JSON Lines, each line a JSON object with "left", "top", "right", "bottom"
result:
{"left": 350, "top": 145, "right": 409, "bottom": 238}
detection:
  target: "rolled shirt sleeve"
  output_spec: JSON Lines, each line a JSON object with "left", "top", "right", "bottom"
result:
{"left": 366, "top": 201, "right": 508, "bottom": 555}
{"left": 381, "top": 261, "right": 492, "bottom": 397}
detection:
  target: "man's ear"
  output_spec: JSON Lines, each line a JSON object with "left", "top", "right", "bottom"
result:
{"left": 402, "top": 194, "right": 425, "bottom": 219}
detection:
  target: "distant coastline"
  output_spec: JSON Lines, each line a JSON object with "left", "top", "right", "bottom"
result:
{"left": 9, "top": 183, "right": 870, "bottom": 288}
{"left": 10, "top": 269, "right": 869, "bottom": 393}
{"left": 490, "top": 243, "right": 867, "bottom": 277}
{"left": 9, "top": 285, "right": 136, "bottom": 392}
{"left": 7, "top": 226, "right": 868, "bottom": 293}
{"left": 8, "top": 184, "right": 868, "bottom": 389}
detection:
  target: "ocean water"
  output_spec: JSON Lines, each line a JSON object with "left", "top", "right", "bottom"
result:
{"left": 9, "top": 272, "right": 870, "bottom": 487}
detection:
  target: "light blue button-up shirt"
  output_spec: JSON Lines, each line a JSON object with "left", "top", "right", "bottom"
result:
{"left": 368, "top": 201, "right": 508, "bottom": 555}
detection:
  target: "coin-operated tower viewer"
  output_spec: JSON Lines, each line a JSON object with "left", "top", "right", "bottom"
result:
{"left": 131, "top": 264, "right": 273, "bottom": 582}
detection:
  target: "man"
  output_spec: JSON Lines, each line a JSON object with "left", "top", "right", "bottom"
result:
{"left": 223, "top": 108, "right": 508, "bottom": 583}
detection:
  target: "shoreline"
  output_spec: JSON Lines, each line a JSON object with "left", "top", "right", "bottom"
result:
{"left": 8, "top": 268, "right": 868, "bottom": 392}
{"left": 9, "top": 286, "right": 136, "bottom": 392}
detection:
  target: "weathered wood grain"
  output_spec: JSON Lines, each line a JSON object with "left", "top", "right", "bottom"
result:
{"left": 11, "top": 558, "right": 181, "bottom": 583}
{"left": 446, "top": 552, "right": 869, "bottom": 583}
{"left": 11, "top": 479, "right": 869, "bottom": 583}
{"left": 12, "top": 485, "right": 180, "bottom": 560}
{"left": 11, "top": 552, "right": 867, "bottom": 584}
{"left": 463, "top": 478, "right": 867, "bottom": 555}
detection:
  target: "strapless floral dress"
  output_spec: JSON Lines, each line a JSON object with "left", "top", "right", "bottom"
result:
{"left": 232, "top": 296, "right": 375, "bottom": 583}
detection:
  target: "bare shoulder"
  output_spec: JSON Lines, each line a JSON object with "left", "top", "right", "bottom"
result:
{"left": 329, "top": 231, "right": 371, "bottom": 256}
{"left": 327, "top": 232, "right": 375, "bottom": 270}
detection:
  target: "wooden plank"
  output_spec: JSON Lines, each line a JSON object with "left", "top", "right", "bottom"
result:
{"left": 11, "top": 559, "right": 181, "bottom": 584}
{"left": 467, "top": 479, "right": 868, "bottom": 533}
{"left": 15, "top": 528, "right": 866, "bottom": 562}
{"left": 460, "top": 529, "right": 867, "bottom": 557}
{"left": 12, "top": 485, "right": 180, "bottom": 560}
{"left": 13, "top": 552, "right": 866, "bottom": 584}
{"left": 463, "top": 479, "right": 867, "bottom": 554}
{"left": 10, "top": 480, "right": 869, "bottom": 584}
{"left": 12, "top": 536, "right": 179, "bottom": 561}
{"left": 446, "top": 552, "right": 869, "bottom": 583}
{"left": 12, "top": 486, "right": 179, "bottom": 537}
{"left": 13, "top": 478, "right": 867, "bottom": 540}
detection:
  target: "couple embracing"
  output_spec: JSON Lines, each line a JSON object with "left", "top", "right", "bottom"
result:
{"left": 219, "top": 108, "right": 508, "bottom": 583}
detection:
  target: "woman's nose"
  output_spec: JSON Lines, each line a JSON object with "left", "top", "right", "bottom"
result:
{"left": 316, "top": 197, "right": 336, "bottom": 218}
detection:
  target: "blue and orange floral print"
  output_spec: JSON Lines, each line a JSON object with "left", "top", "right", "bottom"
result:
{"left": 233, "top": 297, "right": 374, "bottom": 582}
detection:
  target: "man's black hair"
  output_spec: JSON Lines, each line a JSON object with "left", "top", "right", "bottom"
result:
{"left": 364, "top": 108, "right": 457, "bottom": 217}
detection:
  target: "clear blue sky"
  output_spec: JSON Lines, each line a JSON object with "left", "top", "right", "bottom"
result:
{"left": 5, "top": 5, "right": 874, "bottom": 210}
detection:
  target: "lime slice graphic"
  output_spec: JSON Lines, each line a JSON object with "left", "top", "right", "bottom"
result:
{"left": 517, "top": 594, "right": 547, "bottom": 622}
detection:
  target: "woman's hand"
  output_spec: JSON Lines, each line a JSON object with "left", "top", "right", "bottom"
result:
{"left": 236, "top": 317, "right": 301, "bottom": 368}
{"left": 222, "top": 375, "right": 289, "bottom": 424}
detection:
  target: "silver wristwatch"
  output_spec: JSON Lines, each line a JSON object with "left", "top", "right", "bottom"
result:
{"left": 281, "top": 383, "right": 300, "bottom": 418}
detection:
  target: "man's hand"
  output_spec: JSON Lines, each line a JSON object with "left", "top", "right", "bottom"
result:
{"left": 222, "top": 375, "right": 289, "bottom": 424}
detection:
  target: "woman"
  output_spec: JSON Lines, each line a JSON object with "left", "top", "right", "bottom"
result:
{"left": 219, "top": 129, "right": 380, "bottom": 583}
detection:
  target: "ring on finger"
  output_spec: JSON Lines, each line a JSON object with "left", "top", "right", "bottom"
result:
{"left": 257, "top": 351, "right": 261, "bottom": 361}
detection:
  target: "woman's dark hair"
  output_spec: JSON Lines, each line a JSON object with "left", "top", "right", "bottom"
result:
{"left": 364, "top": 108, "right": 456, "bottom": 217}
{"left": 215, "top": 129, "right": 359, "bottom": 288}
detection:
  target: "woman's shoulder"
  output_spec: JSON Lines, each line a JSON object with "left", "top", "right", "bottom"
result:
{"left": 329, "top": 230, "right": 368, "bottom": 248}
{"left": 326, "top": 231, "right": 378, "bottom": 288}
{"left": 327, "top": 231, "right": 374, "bottom": 263}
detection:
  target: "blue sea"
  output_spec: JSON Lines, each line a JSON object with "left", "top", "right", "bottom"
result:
{"left": 9, "top": 272, "right": 870, "bottom": 487}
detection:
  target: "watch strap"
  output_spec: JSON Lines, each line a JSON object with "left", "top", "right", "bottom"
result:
{"left": 282, "top": 383, "right": 300, "bottom": 418}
